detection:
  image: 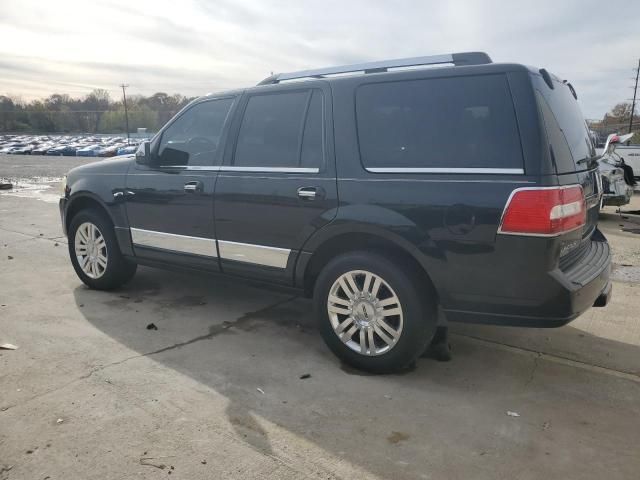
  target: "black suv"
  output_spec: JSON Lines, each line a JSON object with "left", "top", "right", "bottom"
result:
{"left": 60, "top": 52, "right": 611, "bottom": 372}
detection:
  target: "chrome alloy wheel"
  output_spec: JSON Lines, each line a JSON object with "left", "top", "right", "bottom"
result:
{"left": 74, "top": 222, "right": 108, "bottom": 279}
{"left": 327, "top": 270, "right": 403, "bottom": 356}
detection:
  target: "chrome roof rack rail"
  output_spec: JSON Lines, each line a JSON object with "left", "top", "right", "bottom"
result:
{"left": 257, "top": 52, "right": 492, "bottom": 85}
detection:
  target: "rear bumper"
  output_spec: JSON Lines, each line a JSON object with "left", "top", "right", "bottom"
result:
{"left": 601, "top": 174, "right": 633, "bottom": 206}
{"left": 444, "top": 230, "right": 612, "bottom": 328}
{"left": 603, "top": 195, "right": 633, "bottom": 207}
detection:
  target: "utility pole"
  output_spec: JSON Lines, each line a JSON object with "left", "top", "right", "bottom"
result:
{"left": 120, "top": 84, "right": 130, "bottom": 145}
{"left": 629, "top": 59, "right": 640, "bottom": 137}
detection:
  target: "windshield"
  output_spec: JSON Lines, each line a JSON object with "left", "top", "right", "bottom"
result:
{"left": 533, "top": 74, "right": 596, "bottom": 173}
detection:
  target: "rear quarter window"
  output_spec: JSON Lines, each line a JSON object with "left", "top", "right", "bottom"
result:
{"left": 355, "top": 74, "right": 524, "bottom": 171}
{"left": 532, "top": 76, "right": 595, "bottom": 173}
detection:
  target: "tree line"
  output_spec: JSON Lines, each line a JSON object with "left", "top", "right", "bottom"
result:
{"left": 0, "top": 89, "right": 194, "bottom": 134}
{"left": 586, "top": 102, "right": 639, "bottom": 140}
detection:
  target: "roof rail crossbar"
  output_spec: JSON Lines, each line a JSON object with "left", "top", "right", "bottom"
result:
{"left": 257, "top": 51, "right": 491, "bottom": 85}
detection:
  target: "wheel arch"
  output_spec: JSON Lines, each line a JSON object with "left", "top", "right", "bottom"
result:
{"left": 297, "top": 225, "right": 439, "bottom": 302}
{"left": 65, "top": 193, "right": 114, "bottom": 233}
{"left": 65, "top": 192, "right": 135, "bottom": 257}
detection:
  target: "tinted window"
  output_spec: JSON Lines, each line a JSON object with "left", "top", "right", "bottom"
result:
{"left": 235, "top": 90, "right": 324, "bottom": 168}
{"left": 157, "top": 98, "right": 234, "bottom": 167}
{"left": 356, "top": 75, "right": 523, "bottom": 170}
{"left": 533, "top": 76, "right": 595, "bottom": 173}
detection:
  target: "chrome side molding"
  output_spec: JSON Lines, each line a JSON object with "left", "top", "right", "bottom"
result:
{"left": 218, "top": 240, "right": 291, "bottom": 269}
{"left": 129, "top": 228, "right": 291, "bottom": 268}
{"left": 130, "top": 228, "right": 217, "bottom": 258}
{"left": 158, "top": 166, "right": 319, "bottom": 174}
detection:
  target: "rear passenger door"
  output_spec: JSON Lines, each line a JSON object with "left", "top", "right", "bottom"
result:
{"left": 214, "top": 83, "right": 337, "bottom": 284}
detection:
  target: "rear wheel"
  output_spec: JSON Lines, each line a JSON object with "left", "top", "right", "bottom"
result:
{"left": 314, "top": 251, "right": 436, "bottom": 373}
{"left": 68, "top": 209, "right": 136, "bottom": 290}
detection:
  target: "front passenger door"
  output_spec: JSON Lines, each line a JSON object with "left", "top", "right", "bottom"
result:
{"left": 125, "top": 97, "right": 236, "bottom": 270}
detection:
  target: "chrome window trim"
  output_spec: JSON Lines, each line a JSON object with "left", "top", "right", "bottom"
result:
{"left": 183, "top": 165, "right": 221, "bottom": 171}
{"left": 130, "top": 228, "right": 217, "bottom": 257}
{"left": 221, "top": 166, "right": 319, "bottom": 173}
{"left": 159, "top": 165, "right": 221, "bottom": 171}
{"left": 366, "top": 167, "right": 525, "bottom": 175}
{"left": 218, "top": 240, "right": 290, "bottom": 269}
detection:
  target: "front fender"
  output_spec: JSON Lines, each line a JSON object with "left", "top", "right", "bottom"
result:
{"left": 66, "top": 177, "right": 128, "bottom": 229}
{"left": 65, "top": 156, "right": 134, "bottom": 230}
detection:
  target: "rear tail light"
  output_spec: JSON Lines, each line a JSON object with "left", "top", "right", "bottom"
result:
{"left": 498, "top": 185, "right": 586, "bottom": 236}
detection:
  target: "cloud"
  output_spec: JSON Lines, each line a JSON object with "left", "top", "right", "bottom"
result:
{"left": 0, "top": 0, "right": 638, "bottom": 118}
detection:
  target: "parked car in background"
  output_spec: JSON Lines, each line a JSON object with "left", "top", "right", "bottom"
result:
{"left": 12, "top": 144, "right": 36, "bottom": 154}
{"left": 97, "top": 145, "right": 123, "bottom": 157}
{"left": 598, "top": 133, "right": 636, "bottom": 207}
{"left": 31, "top": 144, "right": 54, "bottom": 155}
{"left": 0, "top": 143, "right": 22, "bottom": 153}
{"left": 3, "top": 143, "right": 28, "bottom": 154}
{"left": 0, "top": 135, "right": 152, "bottom": 156}
{"left": 47, "top": 145, "right": 77, "bottom": 156}
{"left": 596, "top": 138, "right": 640, "bottom": 181}
{"left": 76, "top": 145, "right": 103, "bottom": 157}
{"left": 116, "top": 145, "right": 137, "bottom": 155}
{"left": 59, "top": 52, "right": 611, "bottom": 373}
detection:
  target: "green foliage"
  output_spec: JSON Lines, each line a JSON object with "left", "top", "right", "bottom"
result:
{"left": 0, "top": 90, "right": 193, "bottom": 133}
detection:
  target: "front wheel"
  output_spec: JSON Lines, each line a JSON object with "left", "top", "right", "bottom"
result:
{"left": 68, "top": 209, "right": 137, "bottom": 290}
{"left": 314, "top": 251, "right": 437, "bottom": 373}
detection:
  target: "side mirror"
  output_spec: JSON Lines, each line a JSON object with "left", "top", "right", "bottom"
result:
{"left": 135, "top": 141, "right": 152, "bottom": 165}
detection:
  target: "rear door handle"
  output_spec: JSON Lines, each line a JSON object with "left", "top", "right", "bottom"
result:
{"left": 297, "top": 186, "right": 323, "bottom": 200}
{"left": 184, "top": 181, "right": 203, "bottom": 193}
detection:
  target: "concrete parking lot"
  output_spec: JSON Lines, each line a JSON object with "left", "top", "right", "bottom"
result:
{"left": 1, "top": 155, "right": 639, "bottom": 479}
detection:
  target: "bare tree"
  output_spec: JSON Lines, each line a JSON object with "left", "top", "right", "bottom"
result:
{"left": 84, "top": 89, "right": 111, "bottom": 132}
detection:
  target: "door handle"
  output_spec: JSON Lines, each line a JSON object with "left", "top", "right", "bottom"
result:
{"left": 184, "top": 181, "right": 203, "bottom": 193}
{"left": 297, "top": 186, "right": 323, "bottom": 200}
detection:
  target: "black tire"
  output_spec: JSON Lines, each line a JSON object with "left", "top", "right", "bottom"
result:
{"left": 68, "top": 208, "right": 137, "bottom": 290}
{"left": 314, "top": 251, "right": 437, "bottom": 373}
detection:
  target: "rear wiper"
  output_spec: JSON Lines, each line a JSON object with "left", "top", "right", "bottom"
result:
{"left": 576, "top": 156, "right": 598, "bottom": 167}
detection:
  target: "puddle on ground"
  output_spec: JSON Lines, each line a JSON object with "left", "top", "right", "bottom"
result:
{"left": 0, "top": 177, "right": 63, "bottom": 203}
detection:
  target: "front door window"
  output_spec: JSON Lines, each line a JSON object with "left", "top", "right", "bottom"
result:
{"left": 157, "top": 98, "right": 234, "bottom": 167}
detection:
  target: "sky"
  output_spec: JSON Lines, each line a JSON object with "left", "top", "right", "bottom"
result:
{"left": 0, "top": 0, "right": 639, "bottom": 119}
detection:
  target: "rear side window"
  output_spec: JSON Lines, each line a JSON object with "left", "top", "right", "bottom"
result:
{"left": 356, "top": 75, "right": 523, "bottom": 170}
{"left": 234, "top": 90, "right": 324, "bottom": 168}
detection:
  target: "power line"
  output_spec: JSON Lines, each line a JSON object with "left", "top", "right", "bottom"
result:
{"left": 120, "top": 84, "right": 130, "bottom": 145}
{"left": 629, "top": 59, "right": 640, "bottom": 138}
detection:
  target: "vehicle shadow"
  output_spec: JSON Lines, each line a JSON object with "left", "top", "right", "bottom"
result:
{"left": 73, "top": 266, "right": 640, "bottom": 479}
